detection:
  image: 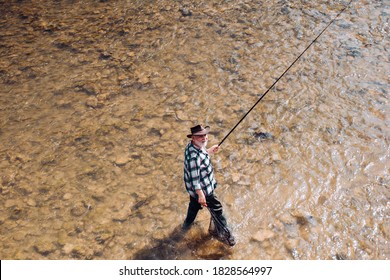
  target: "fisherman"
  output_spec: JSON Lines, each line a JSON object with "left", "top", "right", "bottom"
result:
{"left": 182, "top": 124, "right": 236, "bottom": 246}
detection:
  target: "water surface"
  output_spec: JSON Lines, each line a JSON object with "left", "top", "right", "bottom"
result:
{"left": 0, "top": 0, "right": 389, "bottom": 259}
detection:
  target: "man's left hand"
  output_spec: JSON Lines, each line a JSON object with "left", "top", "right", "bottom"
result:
{"left": 207, "top": 145, "right": 220, "bottom": 154}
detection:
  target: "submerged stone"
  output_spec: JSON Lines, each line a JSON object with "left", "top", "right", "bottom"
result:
{"left": 33, "top": 241, "right": 57, "bottom": 256}
{"left": 252, "top": 229, "right": 275, "bottom": 242}
{"left": 253, "top": 131, "right": 274, "bottom": 140}
{"left": 179, "top": 8, "right": 192, "bottom": 17}
{"left": 334, "top": 253, "right": 348, "bottom": 260}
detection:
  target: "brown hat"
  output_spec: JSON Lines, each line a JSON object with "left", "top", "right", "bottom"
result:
{"left": 187, "top": 125, "right": 210, "bottom": 138}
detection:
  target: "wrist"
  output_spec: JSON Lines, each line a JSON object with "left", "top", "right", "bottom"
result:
{"left": 196, "top": 189, "right": 204, "bottom": 196}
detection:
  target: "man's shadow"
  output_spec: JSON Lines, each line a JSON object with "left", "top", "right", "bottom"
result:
{"left": 132, "top": 223, "right": 233, "bottom": 260}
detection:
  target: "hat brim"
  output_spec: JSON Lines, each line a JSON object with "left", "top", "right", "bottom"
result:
{"left": 187, "top": 126, "right": 210, "bottom": 138}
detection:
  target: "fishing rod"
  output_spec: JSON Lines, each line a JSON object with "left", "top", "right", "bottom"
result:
{"left": 218, "top": 0, "right": 353, "bottom": 147}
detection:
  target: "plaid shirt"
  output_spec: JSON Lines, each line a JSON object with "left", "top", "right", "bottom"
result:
{"left": 184, "top": 142, "right": 217, "bottom": 198}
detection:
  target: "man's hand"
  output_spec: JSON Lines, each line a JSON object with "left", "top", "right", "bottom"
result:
{"left": 207, "top": 145, "right": 220, "bottom": 154}
{"left": 196, "top": 189, "right": 207, "bottom": 207}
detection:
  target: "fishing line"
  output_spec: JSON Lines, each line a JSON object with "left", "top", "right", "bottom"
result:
{"left": 218, "top": 0, "right": 353, "bottom": 147}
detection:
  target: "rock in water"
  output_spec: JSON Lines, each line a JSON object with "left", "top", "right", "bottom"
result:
{"left": 179, "top": 8, "right": 192, "bottom": 17}
{"left": 253, "top": 131, "right": 274, "bottom": 140}
{"left": 252, "top": 229, "right": 275, "bottom": 242}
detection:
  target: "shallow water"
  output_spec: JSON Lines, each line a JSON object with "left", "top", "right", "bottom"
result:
{"left": 0, "top": 0, "right": 389, "bottom": 260}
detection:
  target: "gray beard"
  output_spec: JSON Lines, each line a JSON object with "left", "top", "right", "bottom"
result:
{"left": 194, "top": 140, "right": 208, "bottom": 151}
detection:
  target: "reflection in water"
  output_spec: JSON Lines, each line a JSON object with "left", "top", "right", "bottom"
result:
{"left": 0, "top": 0, "right": 389, "bottom": 259}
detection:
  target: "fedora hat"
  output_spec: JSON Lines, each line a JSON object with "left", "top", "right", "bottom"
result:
{"left": 187, "top": 125, "right": 210, "bottom": 138}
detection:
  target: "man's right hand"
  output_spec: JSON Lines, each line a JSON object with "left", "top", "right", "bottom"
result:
{"left": 196, "top": 190, "right": 207, "bottom": 207}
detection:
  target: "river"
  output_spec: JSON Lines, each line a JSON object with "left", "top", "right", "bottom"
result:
{"left": 0, "top": 0, "right": 389, "bottom": 260}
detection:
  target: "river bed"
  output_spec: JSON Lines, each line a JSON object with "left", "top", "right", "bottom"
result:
{"left": 0, "top": 0, "right": 389, "bottom": 260}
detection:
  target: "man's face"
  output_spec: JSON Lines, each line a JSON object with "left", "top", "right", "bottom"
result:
{"left": 192, "top": 134, "right": 208, "bottom": 148}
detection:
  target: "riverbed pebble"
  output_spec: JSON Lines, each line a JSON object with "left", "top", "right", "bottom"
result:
{"left": 114, "top": 154, "right": 130, "bottom": 166}
{"left": 26, "top": 198, "right": 37, "bottom": 207}
{"left": 63, "top": 193, "right": 73, "bottom": 200}
{"left": 33, "top": 241, "right": 57, "bottom": 256}
{"left": 70, "top": 202, "right": 88, "bottom": 217}
{"left": 381, "top": 222, "right": 390, "bottom": 238}
{"left": 252, "top": 229, "right": 275, "bottom": 242}
{"left": 86, "top": 96, "right": 99, "bottom": 108}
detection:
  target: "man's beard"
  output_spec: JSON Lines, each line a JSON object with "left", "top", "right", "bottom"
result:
{"left": 194, "top": 139, "right": 208, "bottom": 150}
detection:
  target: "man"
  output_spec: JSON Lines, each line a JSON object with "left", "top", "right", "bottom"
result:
{"left": 183, "top": 124, "right": 236, "bottom": 246}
